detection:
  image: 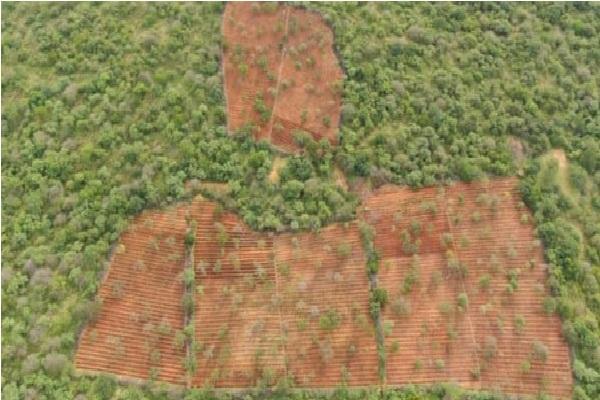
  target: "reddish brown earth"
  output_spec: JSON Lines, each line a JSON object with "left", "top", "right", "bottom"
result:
{"left": 76, "top": 178, "right": 572, "bottom": 397}
{"left": 274, "top": 224, "right": 377, "bottom": 387}
{"left": 222, "top": 2, "right": 343, "bottom": 152}
{"left": 75, "top": 205, "right": 189, "bottom": 384}
{"left": 362, "top": 177, "right": 572, "bottom": 398}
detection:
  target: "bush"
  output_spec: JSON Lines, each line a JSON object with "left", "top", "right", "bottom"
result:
{"left": 391, "top": 296, "right": 411, "bottom": 317}
{"left": 42, "top": 353, "right": 69, "bottom": 376}
{"left": 90, "top": 375, "right": 117, "bottom": 400}
{"left": 457, "top": 292, "right": 469, "bottom": 311}
{"left": 482, "top": 336, "right": 497, "bottom": 361}
{"left": 319, "top": 309, "right": 342, "bottom": 331}
{"left": 532, "top": 340, "right": 549, "bottom": 362}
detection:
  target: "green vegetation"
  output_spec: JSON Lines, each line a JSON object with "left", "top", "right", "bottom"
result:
{"left": 2, "top": 1, "right": 599, "bottom": 399}
{"left": 183, "top": 218, "right": 198, "bottom": 386}
{"left": 319, "top": 308, "right": 342, "bottom": 332}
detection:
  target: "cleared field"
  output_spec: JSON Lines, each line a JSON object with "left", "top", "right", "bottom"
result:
{"left": 275, "top": 224, "right": 377, "bottom": 387}
{"left": 75, "top": 179, "right": 572, "bottom": 397}
{"left": 363, "top": 177, "right": 572, "bottom": 398}
{"left": 187, "top": 200, "right": 285, "bottom": 387}
{"left": 222, "top": 2, "right": 342, "bottom": 152}
{"left": 75, "top": 205, "right": 189, "bottom": 384}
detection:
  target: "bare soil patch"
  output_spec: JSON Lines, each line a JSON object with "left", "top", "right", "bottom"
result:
{"left": 268, "top": 157, "right": 286, "bottom": 184}
{"left": 222, "top": 2, "right": 343, "bottom": 153}
{"left": 76, "top": 179, "right": 572, "bottom": 397}
{"left": 364, "top": 178, "right": 572, "bottom": 398}
{"left": 75, "top": 205, "right": 189, "bottom": 384}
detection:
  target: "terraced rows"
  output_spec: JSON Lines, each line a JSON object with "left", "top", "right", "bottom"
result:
{"left": 188, "top": 201, "right": 285, "bottom": 387}
{"left": 365, "top": 178, "right": 572, "bottom": 398}
{"left": 222, "top": 2, "right": 342, "bottom": 153}
{"left": 445, "top": 179, "right": 572, "bottom": 397}
{"left": 275, "top": 223, "right": 377, "bottom": 387}
{"left": 75, "top": 206, "right": 189, "bottom": 384}
{"left": 75, "top": 179, "right": 572, "bottom": 397}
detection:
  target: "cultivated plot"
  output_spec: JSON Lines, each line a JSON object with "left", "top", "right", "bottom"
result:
{"left": 364, "top": 178, "right": 572, "bottom": 398}
{"left": 75, "top": 205, "right": 189, "bottom": 384}
{"left": 76, "top": 179, "right": 572, "bottom": 398}
{"left": 222, "top": 2, "right": 343, "bottom": 152}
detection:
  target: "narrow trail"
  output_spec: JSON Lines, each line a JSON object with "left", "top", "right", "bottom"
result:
{"left": 443, "top": 191, "right": 482, "bottom": 385}
{"left": 267, "top": 5, "right": 291, "bottom": 143}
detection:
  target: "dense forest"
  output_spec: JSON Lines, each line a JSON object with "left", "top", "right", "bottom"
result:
{"left": 2, "top": 2, "right": 599, "bottom": 399}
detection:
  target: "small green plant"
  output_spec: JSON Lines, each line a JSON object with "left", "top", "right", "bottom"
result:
{"left": 300, "top": 109, "right": 308, "bottom": 125}
{"left": 414, "top": 359, "right": 423, "bottom": 370}
{"left": 506, "top": 268, "right": 520, "bottom": 294}
{"left": 383, "top": 320, "right": 394, "bottom": 337}
{"left": 482, "top": 336, "right": 497, "bottom": 361}
{"left": 514, "top": 315, "right": 526, "bottom": 334}
{"left": 543, "top": 297, "right": 557, "bottom": 314}
{"left": 447, "top": 325, "right": 458, "bottom": 341}
{"left": 319, "top": 308, "right": 342, "bottom": 331}
{"left": 434, "top": 358, "right": 445, "bottom": 370}
{"left": 447, "top": 251, "right": 468, "bottom": 278}
{"left": 254, "top": 93, "right": 271, "bottom": 123}
{"left": 441, "top": 232, "right": 453, "bottom": 249}
{"left": 391, "top": 296, "right": 411, "bottom": 317}
{"left": 520, "top": 359, "right": 531, "bottom": 374}
{"left": 478, "top": 274, "right": 491, "bottom": 291}
{"left": 457, "top": 292, "right": 469, "bottom": 311}
{"left": 439, "top": 301, "right": 453, "bottom": 316}
{"left": 336, "top": 242, "right": 352, "bottom": 258}
{"left": 532, "top": 340, "right": 549, "bottom": 362}
{"left": 111, "top": 281, "right": 124, "bottom": 299}
{"left": 420, "top": 200, "right": 437, "bottom": 215}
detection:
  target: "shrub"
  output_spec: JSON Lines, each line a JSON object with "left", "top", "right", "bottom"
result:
{"left": 414, "top": 359, "right": 423, "bottom": 370}
{"left": 434, "top": 359, "right": 445, "bottom": 370}
{"left": 514, "top": 315, "right": 526, "bottom": 334}
{"left": 319, "top": 308, "right": 342, "bottom": 331}
{"left": 457, "top": 292, "right": 469, "bottom": 311}
{"left": 42, "top": 353, "right": 69, "bottom": 376}
{"left": 439, "top": 301, "right": 453, "bottom": 316}
{"left": 441, "top": 233, "right": 453, "bottom": 249}
{"left": 336, "top": 242, "right": 352, "bottom": 258}
{"left": 22, "top": 354, "right": 40, "bottom": 374}
{"left": 391, "top": 296, "right": 411, "bottom": 317}
{"left": 482, "top": 336, "right": 498, "bottom": 361}
{"left": 532, "top": 340, "right": 549, "bottom": 362}
{"left": 478, "top": 274, "right": 491, "bottom": 291}
{"left": 90, "top": 375, "right": 117, "bottom": 400}
{"left": 543, "top": 297, "right": 557, "bottom": 314}
{"left": 319, "top": 340, "right": 334, "bottom": 363}
{"left": 30, "top": 268, "right": 53, "bottom": 287}
{"left": 520, "top": 359, "right": 531, "bottom": 374}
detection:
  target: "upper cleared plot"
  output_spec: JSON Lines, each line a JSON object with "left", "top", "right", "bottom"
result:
{"left": 222, "top": 2, "right": 343, "bottom": 152}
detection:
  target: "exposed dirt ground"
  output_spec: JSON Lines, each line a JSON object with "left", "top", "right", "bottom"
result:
{"left": 222, "top": 2, "right": 343, "bottom": 153}
{"left": 75, "top": 178, "right": 572, "bottom": 397}
{"left": 364, "top": 178, "right": 572, "bottom": 397}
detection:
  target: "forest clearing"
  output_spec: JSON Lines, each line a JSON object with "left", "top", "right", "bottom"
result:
{"left": 75, "top": 178, "right": 572, "bottom": 398}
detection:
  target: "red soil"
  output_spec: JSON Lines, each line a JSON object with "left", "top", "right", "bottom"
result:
{"left": 75, "top": 205, "right": 189, "bottom": 384}
{"left": 274, "top": 224, "right": 377, "bottom": 387}
{"left": 362, "top": 177, "right": 572, "bottom": 398}
{"left": 75, "top": 178, "right": 572, "bottom": 397}
{"left": 222, "top": 2, "right": 343, "bottom": 153}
